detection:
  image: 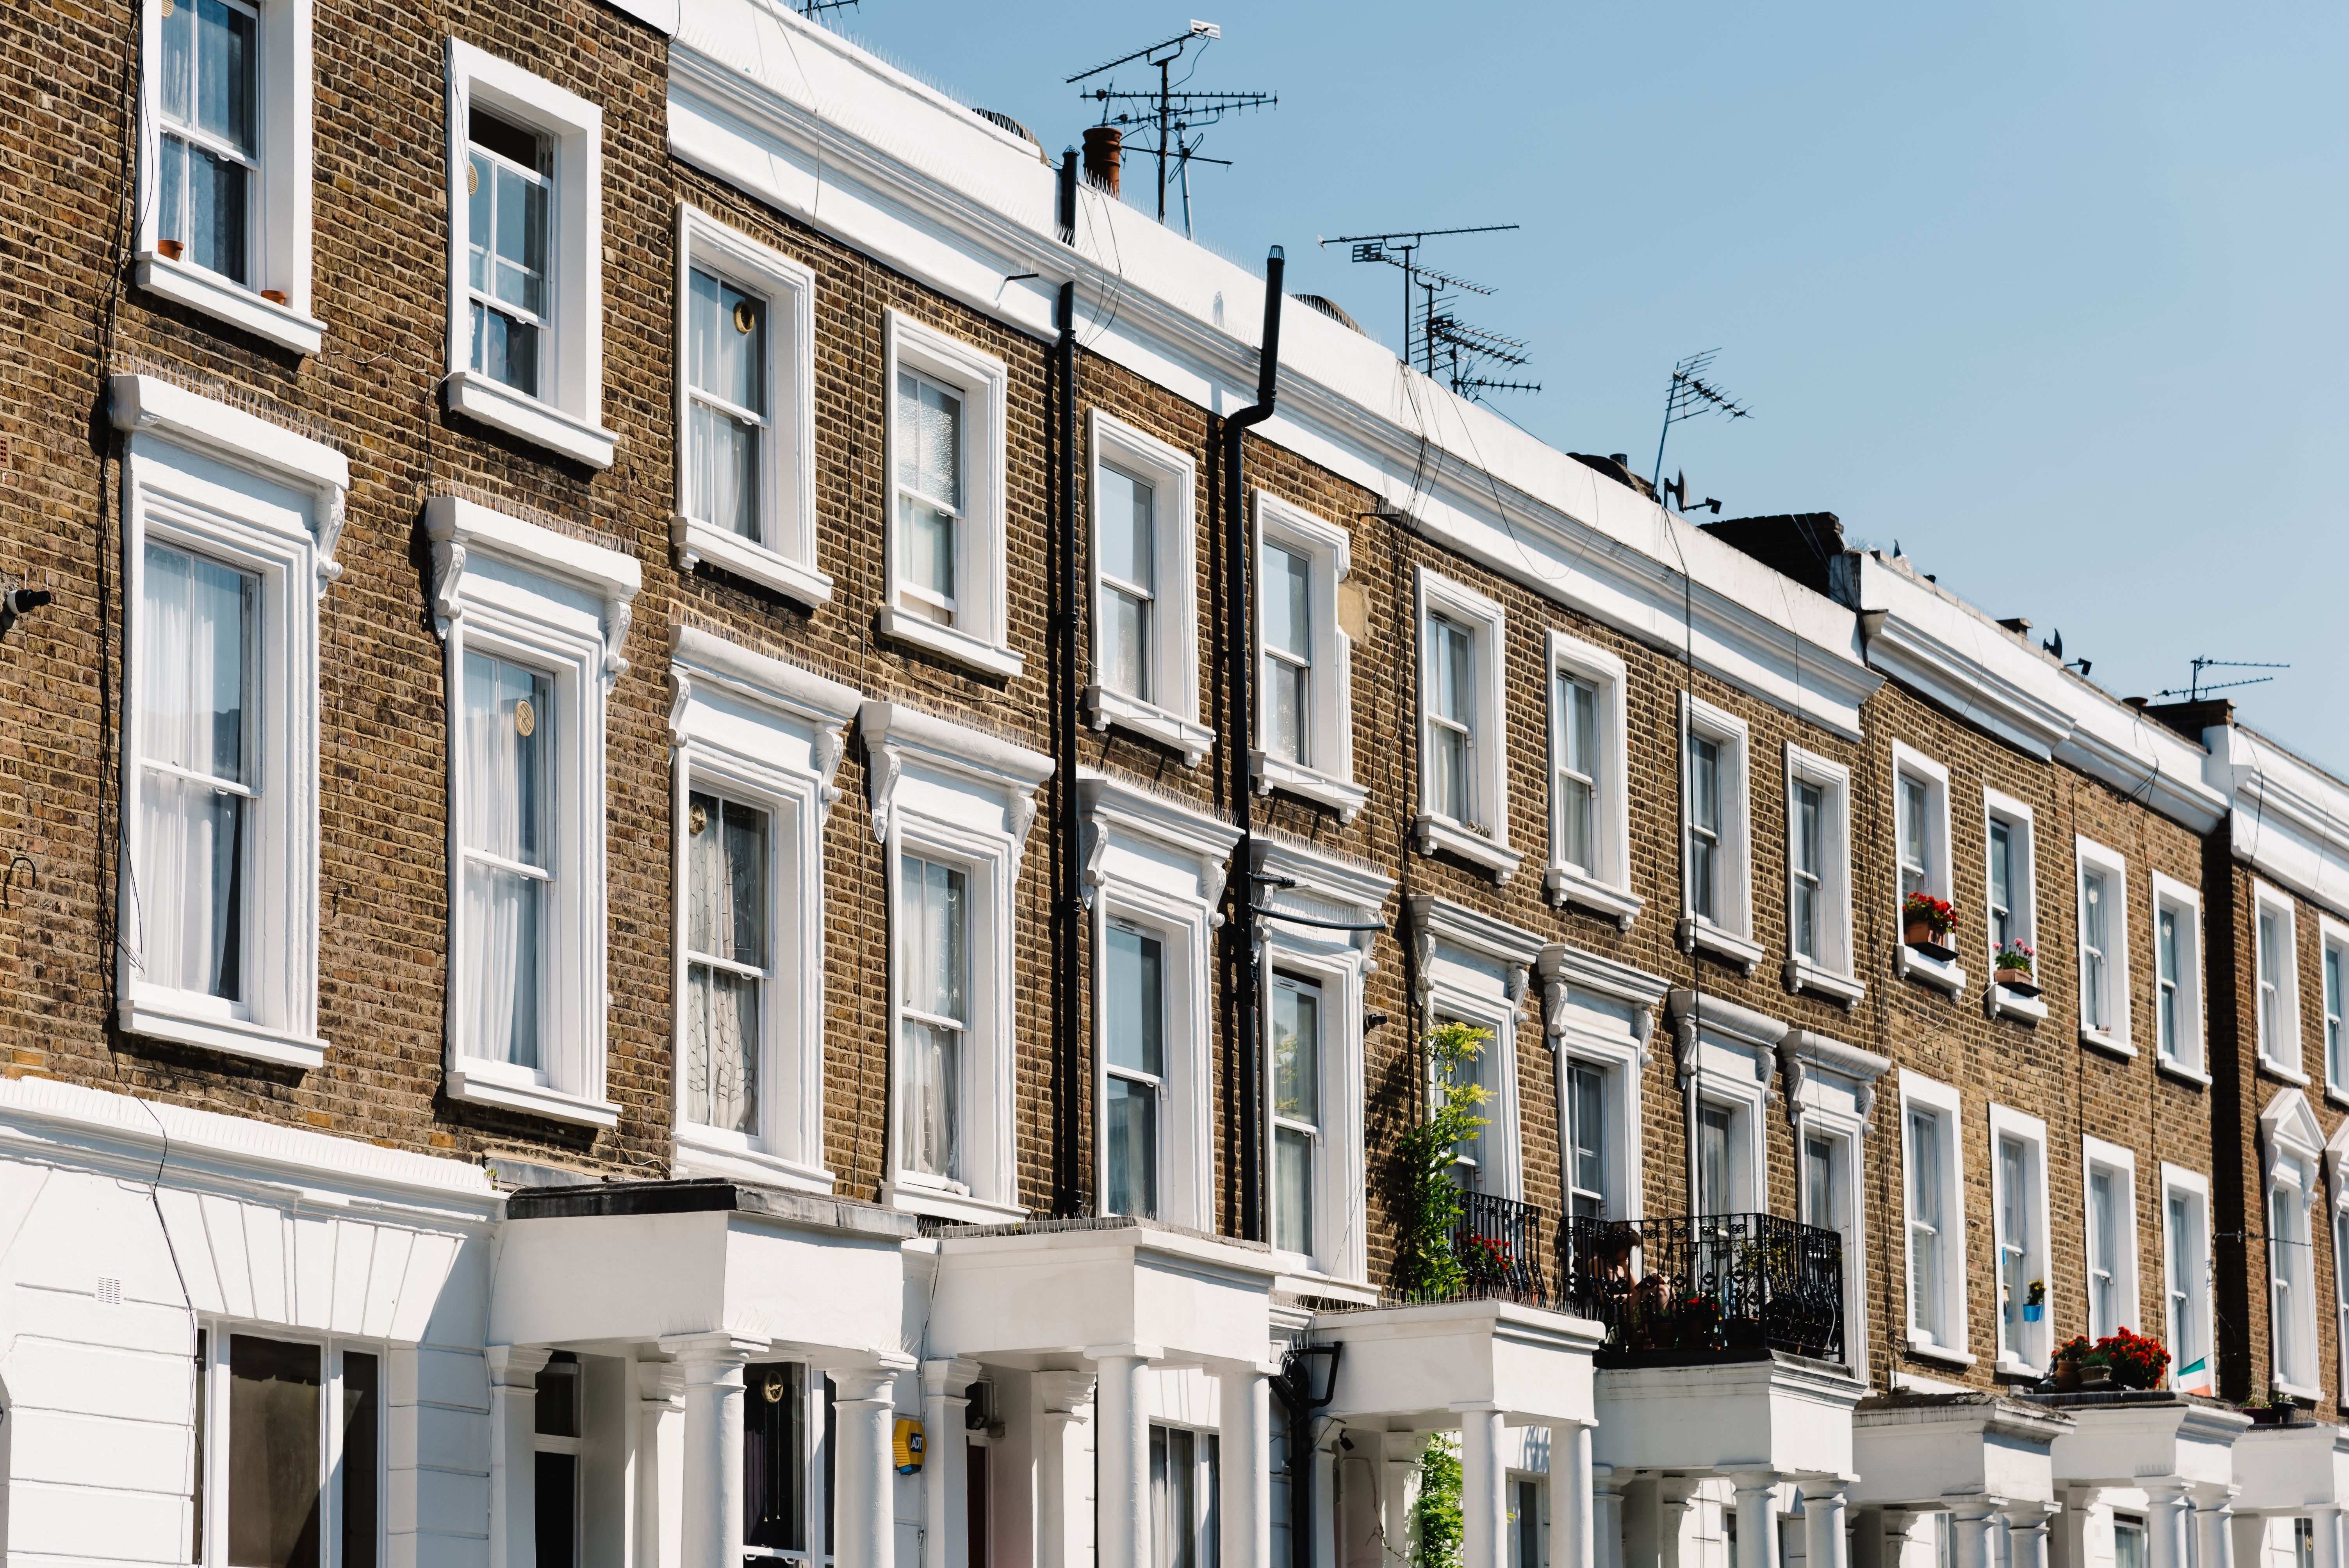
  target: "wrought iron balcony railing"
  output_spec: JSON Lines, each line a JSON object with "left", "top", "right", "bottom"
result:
{"left": 1454, "top": 1189, "right": 1545, "bottom": 1299}
{"left": 1563, "top": 1213, "right": 1845, "bottom": 1366}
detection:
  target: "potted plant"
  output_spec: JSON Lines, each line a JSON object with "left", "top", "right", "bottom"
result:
{"left": 2055, "top": 1334, "right": 2116, "bottom": 1390}
{"left": 1995, "top": 939, "right": 2040, "bottom": 995}
{"left": 2054, "top": 1335, "right": 2091, "bottom": 1391}
{"left": 2099, "top": 1327, "right": 2170, "bottom": 1391}
{"left": 1903, "top": 893, "right": 1957, "bottom": 960}
{"left": 2023, "top": 1278, "right": 2046, "bottom": 1322}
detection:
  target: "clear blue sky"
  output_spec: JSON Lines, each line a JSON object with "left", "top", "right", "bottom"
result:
{"left": 830, "top": 0, "right": 2349, "bottom": 768}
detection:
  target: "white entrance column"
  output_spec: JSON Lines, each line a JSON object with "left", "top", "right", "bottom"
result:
{"left": 659, "top": 1333, "right": 768, "bottom": 1568}
{"left": 1455, "top": 1404, "right": 1510, "bottom": 1568}
{"left": 2143, "top": 1480, "right": 2192, "bottom": 1568}
{"left": 1944, "top": 1498, "right": 2001, "bottom": 1568}
{"left": 1219, "top": 1363, "right": 1274, "bottom": 1568}
{"left": 635, "top": 1361, "right": 686, "bottom": 1568}
{"left": 2193, "top": 1485, "right": 2239, "bottom": 1568}
{"left": 1731, "top": 1473, "right": 1784, "bottom": 1568}
{"left": 2308, "top": 1507, "right": 2344, "bottom": 1568}
{"left": 1089, "top": 1344, "right": 1160, "bottom": 1568}
{"left": 831, "top": 1364, "right": 910, "bottom": 1568}
{"left": 921, "top": 1360, "right": 981, "bottom": 1568}
{"left": 2000, "top": 1502, "right": 2053, "bottom": 1568}
{"left": 485, "top": 1346, "right": 552, "bottom": 1568}
{"left": 1552, "top": 1423, "right": 1595, "bottom": 1568}
{"left": 1035, "top": 1372, "right": 1096, "bottom": 1568}
{"left": 1654, "top": 1479, "right": 1701, "bottom": 1568}
{"left": 1801, "top": 1481, "right": 1851, "bottom": 1568}
{"left": 1591, "top": 1467, "right": 1625, "bottom": 1568}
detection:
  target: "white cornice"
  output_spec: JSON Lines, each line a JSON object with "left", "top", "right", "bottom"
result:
{"left": 860, "top": 701, "right": 1054, "bottom": 875}
{"left": 424, "top": 495, "right": 643, "bottom": 687}
{"left": 670, "top": 624, "right": 863, "bottom": 729}
{"left": 1075, "top": 771, "right": 1243, "bottom": 923}
{"left": 1403, "top": 894, "right": 1545, "bottom": 970}
{"left": 2210, "top": 725, "right": 2349, "bottom": 918}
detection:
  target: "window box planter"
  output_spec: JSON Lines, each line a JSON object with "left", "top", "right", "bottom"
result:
{"left": 1995, "top": 970, "right": 2042, "bottom": 996}
{"left": 2246, "top": 1403, "right": 2304, "bottom": 1427}
{"left": 1905, "top": 926, "right": 1958, "bottom": 963}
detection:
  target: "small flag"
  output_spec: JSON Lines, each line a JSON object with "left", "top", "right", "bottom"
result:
{"left": 2174, "top": 1357, "right": 2213, "bottom": 1395}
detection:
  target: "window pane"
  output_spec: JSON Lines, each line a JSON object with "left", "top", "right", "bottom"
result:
{"left": 1261, "top": 545, "right": 1309, "bottom": 660}
{"left": 2083, "top": 873, "right": 2108, "bottom": 954}
{"left": 1901, "top": 778, "right": 1927, "bottom": 873}
{"left": 1692, "top": 738, "right": 1720, "bottom": 834}
{"left": 1266, "top": 658, "right": 1307, "bottom": 766}
{"left": 691, "top": 269, "right": 766, "bottom": 413}
{"left": 463, "top": 863, "right": 542, "bottom": 1067}
{"left": 1989, "top": 820, "right": 2011, "bottom": 923}
{"left": 187, "top": 142, "right": 250, "bottom": 283}
{"left": 1105, "top": 587, "right": 1150, "bottom": 701}
{"left": 900, "top": 1018, "right": 960, "bottom": 1179}
{"left": 535, "top": 1451, "right": 577, "bottom": 1568}
{"left": 455, "top": 652, "right": 556, "bottom": 869}
{"left": 471, "top": 301, "right": 541, "bottom": 397}
{"left": 1567, "top": 679, "right": 1597, "bottom": 775}
{"left": 1271, "top": 982, "right": 1319, "bottom": 1128}
{"left": 1559, "top": 776, "right": 1593, "bottom": 872}
{"left": 194, "top": 0, "right": 256, "bottom": 153}
{"left": 686, "top": 964, "right": 759, "bottom": 1134}
{"left": 1804, "top": 1137, "right": 1834, "bottom": 1230}
{"left": 1568, "top": 1062, "right": 1605, "bottom": 1212}
{"left": 228, "top": 1335, "right": 321, "bottom": 1568}
{"left": 690, "top": 402, "right": 759, "bottom": 540}
{"left": 1434, "top": 725, "right": 1469, "bottom": 822}
{"left": 1105, "top": 1074, "right": 1159, "bottom": 1219}
{"left": 1434, "top": 620, "right": 1472, "bottom": 724}
{"left": 1273, "top": 1127, "right": 1313, "bottom": 1254}
{"left": 1698, "top": 1103, "right": 1732, "bottom": 1215}
{"left": 341, "top": 1353, "right": 380, "bottom": 1568}
{"left": 1797, "top": 784, "right": 1822, "bottom": 877}
{"left": 162, "top": 0, "right": 192, "bottom": 122}
{"left": 744, "top": 1362, "right": 807, "bottom": 1552}
{"left": 896, "top": 372, "right": 962, "bottom": 508}
{"left": 1105, "top": 927, "right": 1165, "bottom": 1077}
{"left": 1100, "top": 465, "right": 1154, "bottom": 593}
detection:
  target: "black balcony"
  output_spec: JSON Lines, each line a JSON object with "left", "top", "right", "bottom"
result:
{"left": 1564, "top": 1213, "right": 1845, "bottom": 1367}
{"left": 1454, "top": 1189, "right": 1545, "bottom": 1299}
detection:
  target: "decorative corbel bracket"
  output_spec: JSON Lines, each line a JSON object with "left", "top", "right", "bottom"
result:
{"left": 1006, "top": 791, "right": 1041, "bottom": 883}
{"left": 810, "top": 725, "right": 846, "bottom": 825}
{"left": 1078, "top": 814, "right": 1109, "bottom": 911}
{"left": 866, "top": 737, "right": 904, "bottom": 846}
{"left": 312, "top": 488, "right": 346, "bottom": 599}
{"left": 1777, "top": 1038, "right": 1807, "bottom": 1127}
{"left": 667, "top": 669, "right": 694, "bottom": 746}
{"left": 1200, "top": 852, "right": 1229, "bottom": 929}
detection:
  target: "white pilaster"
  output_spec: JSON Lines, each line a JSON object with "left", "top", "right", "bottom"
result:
{"left": 1732, "top": 1473, "right": 1783, "bottom": 1568}
{"left": 922, "top": 1360, "right": 981, "bottom": 1568}
{"left": 2001, "top": 1502, "right": 2053, "bottom": 1568}
{"left": 1655, "top": 1479, "right": 1701, "bottom": 1568}
{"left": 831, "top": 1364, "right": 908, "bottom": 1568}
{"left": 1088, "top": 1345, "right": 1159, "bottom": 1568}
{"left": 2193, "top": 1486, "right": 2239, "bottom": 1568}
{"left": 1456, "top": 1405, "right": 1509, "bottom": 1568}
{"left": 1553, "top": 1425, "right": 1595, "bottom": 1568}
{"left": 1592, "top": 1467, "right": 1626, "bottom": 1568}
{"left": 1946, "top": 1498, "right": 2001, "bottom": 1568}
{"left": 1802, "top": 1482, "right": 1851, "bottom": 1568}
{"left": 1219, "top": 1364, "right": 1274, "bottom": 1568}
{"left": 636, "top": 1361, "right": 686, "bottom": 1568}
{"left": 659, "top": 1334, "right": 768, "bottom": 1568}
{"left": 486, "top": 1345, "right": 553, "bottom": 1568}
{"left": 2308, "top": 1507, "right": 2343, "bottom": 1568}
{"left": 2143, "top": 1480, "right": 2192, "bottom": 1568}
{"left": 1036, "top": 1372, "right": 1096, "bottom": 1568}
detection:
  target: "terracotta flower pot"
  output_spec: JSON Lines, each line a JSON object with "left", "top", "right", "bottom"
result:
{"left": 2054, "top": 1357, "right": 2082, "bottom": 1392}
{"left": 1905, "top": 921, "right": 1934, "bottom": 945}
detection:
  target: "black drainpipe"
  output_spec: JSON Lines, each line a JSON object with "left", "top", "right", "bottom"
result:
{"left": 1053, "top": 150, "right": 1084, "bottom": 1217}
{"left": 1227, "top": 246, "right": 1285, "bottom": 1242}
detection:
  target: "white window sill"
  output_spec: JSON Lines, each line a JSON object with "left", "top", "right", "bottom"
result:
{"left": 2156, "top": 1056, "right": 2213, "bottom": 1088}
{"left": 1684, "top": 918, "right": 1764, "bottom": 977}
{"left": 446, "top": 370, "right": 617, "bottom": 470}
{"left": 1252, "top": 751, "right": 1368, "bottom": 823}
{"left": 1996, "top": 1352, "right": 2046, "bottom": 1381}
{"left": 1895, "top": 941, "right": 1966, "bottom": 997}
{"left": 119, "top": 998, "right": 327, "bottom": 1072}
{"left": 876, "top": 607, "right": 1025, "bottom": 681}
{"left": 1905, "top": 1334, "right": 1975, "bottom": 1368}
{"left": 1413, "top": 814, "right": 1523, "bottom": 884}
{"left": 1084, "top": 685, "right": 1213, "bottom": 767}
{"left": 672, "top": 1126, "right": 838, "bottom": 1195}
{"left": 446, "top": 1060, "right": 620, "bottom": 1130}
{"left": 2079, "top": 1026, "right": 2136, "bottom": 1060}
{"left": 2327, "top": 1085, "right": 2349, "bottom": 1110}
{"left": 1546, "top": 865, "right": 1642, "bottom": 932}
{"left": 1784, "top": 955, "right": 1865, "bottom": 1011}
{"left": 882, "top": 1180, "right": 1027, "bottom": 1225}
{"left": 1273, "top": 1262, "right": 1378, "bottom": 1306}
{"left": 2275, "top": 1376, "right": 2324, "bottom": 1403}
{"left": 2259, "top": 1055, "right": 2311, "bottom": 1087}
{"left": 672, "top": 514, "right": 833, "bottom": 608}
{"left": 135, "top": 251, "right": 324, "bottom": 356}
{"left": 1892, "top": 1369, "right": 1969, "bottom": 1394}
{"left": 1988, "top": 984, "right": 2049, "bottom": 1024}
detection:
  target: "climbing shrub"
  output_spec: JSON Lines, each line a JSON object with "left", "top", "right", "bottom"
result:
{"left": 1391, "top": 1020, "right": 1492, "bottom": 1299}
{"left": 1413, "top": 1431, "right": 1465, "bottom": 1568}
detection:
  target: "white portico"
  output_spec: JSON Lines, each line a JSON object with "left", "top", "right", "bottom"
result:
{"left": 1848, "top": 1393, "right": 2071, "bottom": 1568}
{"left": 2228, "top": 1419, "right": 2349, "bottom": 1568}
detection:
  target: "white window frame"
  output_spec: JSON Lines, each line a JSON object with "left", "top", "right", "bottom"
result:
{"left": 1981, "top": 790, "right": 2045, "bottom": 1023}
{"left": 192, "top": 1326, "right": 386, "bottom": 1568}
{"left": 2075, "top": 837, "right": 2134, "bottom": 1056}
{"left": 1544, "top": 631, "right": 1639, "bottom": 930}
{"left": 2261, "top": 1088, "right": 2326, "bottom": 1400}
{"left": 1692, "top": 1046, "right": 1766, "bottom": 1217}
{"left": 1899, "top": 1069, "right": 1970, "bottom": 1363}
{"left": 427, "top": 494, "right": 638, "bottom": 1128}
{"left": 110, "top": 374, "right": 348, "bottom": 1069}
{"left": 2329, "top": 1119, "right": 2349, "bottom": 1404}
{"left": 1988, "top": 1103, "right": 2053, "bottom": 1377}
{"left": 878, "top": 311, "right": 1016, "bottom": 679}
{"left": 2159, "top": 1164, "right": 2212, "bottom": 1393}
{"left": 1536, "top": 941, "right": 1660, "bottom": 1233}
{"left": 1890, "top": 743, "right": 1963, "bottom": 996}
{"left": 2151, "top": 872, "right": 2208, "bottom": 1081}
{"left": 1254, "top": 836, "right": 1389, "bottom": 1287}
{"left": 2255, "top": 880, "right": 2305, "bottom": 1082}
{"left": 1783, "top": 745, "right": 1859, "bottom": 1007}
{"left": 443, "top": 41, "right": 613, "bottom": 469}
{"left": 1081, "top": 412, "right": 1207, "bottom": 763}
{"left": 865, "top": 702, "right": 1052, "bottom": 1222}
{"left": 1679, "top": 694, "right": 1759, "bottom": 975}
{"left": 134, "top": 0, "right": 322, "bottom": 353}
{"left": 670, "top": 205, "right": 825, "bottom": 606}
{"left": 2081, "top": 1137, "right": 2139, "bottom": 1342}
{"left": 1251, "top": 492, "right": 1365, "bottom": 822}
{"left": 667, "top": 626, "right": 859, "bottom": 1191}
{"left": 1408, "top": 898, "right": 1542, "bottom": 1203}
{"left": 2321, "top": 915, "right": 2349, "bottom": 1103}
{"left": 1788, "top": 1029, "right": 1884, "bottom": 1383}
{"left": 1413, "top": 568, "right": 1519, "bottom": 883}
{"left": 1078, "top": 772, "right": 1238, "bottom": 1230}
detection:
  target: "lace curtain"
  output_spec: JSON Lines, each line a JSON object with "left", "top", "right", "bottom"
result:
{"left": 686, "top": 789, "right": 765, "bottom": 1134}
{"left": 461, "top": 652, "right": 549, "bottom": 1068}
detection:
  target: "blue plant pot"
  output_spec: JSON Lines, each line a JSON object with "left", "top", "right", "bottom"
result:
{"left": 2023, "top": 1304, "right": 2044, "bottom": 1322}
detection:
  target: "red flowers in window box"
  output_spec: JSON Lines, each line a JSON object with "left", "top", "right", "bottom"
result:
{"left": 1902, "top": 892, "right": 1955, "bottom": 937}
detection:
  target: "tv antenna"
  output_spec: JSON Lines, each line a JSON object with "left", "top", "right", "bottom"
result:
{"left": 1323, "top": 224, "right": 1519, "bottom": 365}
{"left": 1422, "top": 292, "right": 1541, "bottom": 401}
{"left": 1069, "top": 22, "right": 1276, "bottom": 230}
{"left": 794, "top": 0, "right": 858, "bottom": 16}
{"left": 2156, "top": 656, "right": 2289, "bottom": 701}
{"left": 1650, "top": 351, "right": 1752, "bottom": 492}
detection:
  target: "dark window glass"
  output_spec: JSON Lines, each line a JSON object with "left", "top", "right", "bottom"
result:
{"left": 192, "top": 1329, "right": 209, "bottom": 1561}
{"left": 823, "top": 1376, "right": 838, "bottom": 1560}
{"left": 228, "top": 1334, "right": 322, "bottom": 1568}
{"left": 469, "top": 108, "right": 549, "bottom": 174}
{"left": 534, "top": 1450, "right": 577, "bottom": 1568}
{"left": 341, "top": 1352, "right": 380, "bottom": 1568}
{"left": 744, "top": 1361, "right": 806, "bottom": 1550}
{"left": 535, "top": 1353, "right": 578, "bottom": 1438}
{"left": 968, "top": 1441, "right": 991, "bottom": 1568}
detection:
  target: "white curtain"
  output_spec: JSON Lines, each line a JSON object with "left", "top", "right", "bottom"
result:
{"left": 137, "top": 543, "right": 246, "bottom": 1001}
{"left": 685, "top": 790, "right": 763, "bottom": 1134}
{"left": 461, "top": 652, "right": 543, "bottom": 1068}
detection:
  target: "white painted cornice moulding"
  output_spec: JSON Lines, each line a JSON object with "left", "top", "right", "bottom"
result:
{"left": 0, "top": 1075, "right": 499, "bottom": 1221}
{"left": 1074, "top": 770, "right": 1242, "bottom": 921}
{"left": 668, "top": 624, "right": 863, "bottom": 823}
{"left": 424, "top": 494, "right": 643, "bottom": 687}
{"left": 860, "top": 701, "right": 1054, "bottom": 876}
{"left": 2212, "top": 724, "right": 2349, "bottom": 918}
{"left": 665, "top": 0, "right": 1881, "bottom": 741}
{"left": 109, "top": 372, "right": 350, "bottom": 596}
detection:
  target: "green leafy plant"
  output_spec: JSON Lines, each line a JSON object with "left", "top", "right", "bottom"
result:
{"left": 1413, "top": 1432, "right": 1465, "bottom": 1568}
{"left": 1392, "top": 1021, "right": 1493, "bottom": 1299}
